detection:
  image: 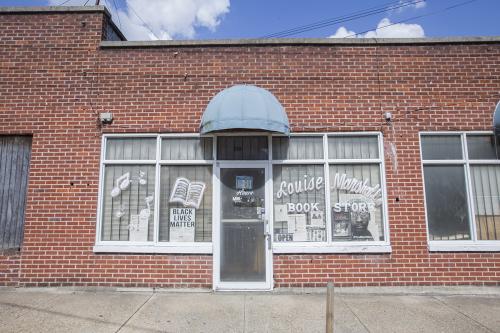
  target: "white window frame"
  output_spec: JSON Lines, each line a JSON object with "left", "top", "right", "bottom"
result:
{"left": 420, "top": 131, "right": 500, "bottom": 252}
{"left": 271, "top": 132, "right": 391, "bottom": 254}
{"left": 94, "top": 133, "right": 213, "bottom": 254}
{"left": 94, "top": 132, "right": 391, "bottom": 254}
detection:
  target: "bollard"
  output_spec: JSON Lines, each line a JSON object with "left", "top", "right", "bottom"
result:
{"left": 326, "top": 281, "right": 334, "bottom": 333}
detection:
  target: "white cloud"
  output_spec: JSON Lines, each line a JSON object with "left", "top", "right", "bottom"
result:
{"left": 329, "top": 26, "right": 356, "bottom": 38}
{"left": 364, "top": 18, "right": 424, "bottom": 38}
{"left": 329, "top": 17, "right": 425, "bottom": 39}
{"left": 49, "top": 0, "right": 230, "bottom": 40}
{"left": 395, "top": 0, "right": 426, "bottom": 11}
{"left": 404, "top": 0, "right": 426, "bottom": 9}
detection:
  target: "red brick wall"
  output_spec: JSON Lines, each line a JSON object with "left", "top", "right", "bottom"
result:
{"left": 0, "top": 250, "right": 21, "bottom": 286}
{"left": 1, "top": 9, "right": 499, "bottom": 288}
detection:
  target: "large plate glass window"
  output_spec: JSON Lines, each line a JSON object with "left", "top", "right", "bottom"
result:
{"left": 421, "top": 133, "right": 500, "bottom": 246}
{"left": 101, "top": 138, "right": 157, "bottom": 242}
{"left": 272, "top": 136, "right": 326, "bottom": 243}
{"left": 328, "top": 135, "right": 385, "bottom": 242}
{"left": 159, "top": 137, "right": 213, "bottom": 243}
{"left": 98, "top": 136, "right": 213, "bottom": 248}
{"left": 273, "top": 164, "right": 327, "bottom": 242}
{"left": 272, "top": 134, "right": 388, "bottom": 247}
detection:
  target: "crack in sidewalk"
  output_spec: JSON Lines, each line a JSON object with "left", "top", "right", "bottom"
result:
{"left": 115, "top": 291, "right": 155, "bottom": 333}
{"left": 339, "top": 295, "right": 372, "bottom": 333}
{"left": 432, "top": 296, "right": 496, "bottom": 333}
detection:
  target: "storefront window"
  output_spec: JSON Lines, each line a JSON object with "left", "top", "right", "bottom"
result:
{"left": 423, "top": 165, "right": 471, "bottom": 240}
{"left": 101, "top": 138, "right": 156, "bottom": 242}
{"left": 98, "top": 133, "right": 389, "bottom": 253}
{"left": 273, "top": 164, "right": 327, "bottom": 242}
{"left": 421, "top": 133, "right": 500, "bottom": 248}
{"left": 330, "top": 164, "right": 385, "bottom": 241}
{"left": 98, "top": 136, "right": 213, "bottom": 247}
{"left": 272, "top": 134, "right": 388, "bottom": 247}
{"left": 159, "top": 165, "right": 212, "bottom": 242}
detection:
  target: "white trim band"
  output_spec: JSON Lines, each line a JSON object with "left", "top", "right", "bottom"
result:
{"left": 429, "top": 243, "right": 500, "bottom": 252}
{"left": 93, "top": 244, "right": 213, "bottom": 254}
{"left": 273, "top": 244, "right": 392, "bottom": 254}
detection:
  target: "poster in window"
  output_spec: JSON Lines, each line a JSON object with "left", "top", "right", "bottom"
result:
{"left": 236, "top": 175, "right": 253, "bottom": 190}
{"left": 337, "top": 194, "right": 379, "bottom": 241}
{"left": 169, "top": 208, "right": 195, "bottom": 242}
{"left": 307, "top": 227, "right": 326, "bottom": 242}
{"left": 288, "top": 214, "right": 307, "bottom": 241}
{"left": 332, "top": 210, "right": 352, "bottom": 239}
{"left": 274, "top": 204, "right": 288, "bottom": 222}
{"left": 310, "top": 211, "right": 324, "bottom": 227}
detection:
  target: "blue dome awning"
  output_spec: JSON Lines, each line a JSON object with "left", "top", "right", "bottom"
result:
{"left": 200, "top": 85, "right": 290, "bottom": 135}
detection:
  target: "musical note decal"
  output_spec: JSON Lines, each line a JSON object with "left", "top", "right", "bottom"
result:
{"left": 110, "top": 172, "right": 131, "bottom": 198}
{"left": 139, "top": 195, "right": 154, "bottom": 220}
{"left": 115, "top": 205, "right": 126, "bottom": 218}
{"left": 138, "top": 170, "right": 147, "bottom": 185}
{"left": 128, "top": 195, "right": 154, "bottom": 242}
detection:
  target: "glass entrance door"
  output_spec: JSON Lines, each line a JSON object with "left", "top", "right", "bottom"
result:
{"left": 214, "top": 164, "right": 272, "bottom": 290}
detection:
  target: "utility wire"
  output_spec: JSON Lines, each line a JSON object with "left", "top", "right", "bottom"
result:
{"left": 347, "top": 0, "right": 480, "bottom": 37}
{"left": 57, "top": 0, "right": 75, "bottom": 5}
{"left": 111, "top": 0, "right": 122, "bottom": 29}
{"left": 261, "top": 0, "right": 427, "bottom": 38}
{"left": 127, "top": 1, "right": 161, "bottom": 40}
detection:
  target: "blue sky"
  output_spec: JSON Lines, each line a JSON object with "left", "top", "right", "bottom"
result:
{"left": 2, "top": 0, "right": 499, "bottom": 40}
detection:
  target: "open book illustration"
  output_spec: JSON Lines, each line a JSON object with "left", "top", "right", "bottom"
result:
{"left": 169, "top": 177, "right": 206, "bottom": 209}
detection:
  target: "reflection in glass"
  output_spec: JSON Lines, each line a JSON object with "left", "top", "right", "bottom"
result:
{"left": 220, "top": 168, "right": 266, "bottom": 282}
{"left": 424, "top": 165, "right": 471, "bottom": 240}
{"left": 217, "top": 136, "right": 268, "bottom": 160}
{"left": 467, "top": 135, "right": 499, "bottom": 160}
{"left": 421, "top": 135, "right": 462, "bottom": 160}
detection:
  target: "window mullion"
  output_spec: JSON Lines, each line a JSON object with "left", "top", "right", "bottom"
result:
{"left": 153, "top": 135, "right": 161, "bottom": 245}
{"left": 463, "top": 133, "right": 478, "bottom": 242}
{"left": 379, "top": 132, "right": 389, "bottom": 245}
{"left": 323, "top": 133, "right": 332, "bottom": 244}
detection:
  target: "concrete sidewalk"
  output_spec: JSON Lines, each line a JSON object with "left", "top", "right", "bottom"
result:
{"left": 0, "top": 287, "right": 499, "bottom": 333}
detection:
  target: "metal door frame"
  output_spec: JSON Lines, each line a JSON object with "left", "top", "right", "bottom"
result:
{"left": 213, "top": 161, "right": 273, "bottom": 291}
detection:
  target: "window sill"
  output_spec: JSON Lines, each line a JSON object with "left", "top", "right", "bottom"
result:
{"left": 93, "top": 243, "right": 393, "bottom": 254}
{"left": 93, "top": 243, "right": 212, "bottom": 254}
{"left": 272, "top": 243, "right": 392, "bottom": 254}
{"left": 429, "top": 242, "right": 500, "bottom": 252}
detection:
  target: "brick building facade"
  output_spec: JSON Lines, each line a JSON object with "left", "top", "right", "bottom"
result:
{"left": 1, "top": 6, "right": 499, "bottom": 289}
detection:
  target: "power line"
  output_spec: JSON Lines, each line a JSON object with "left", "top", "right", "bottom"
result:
{"left": 347, "top": 0, "right": 480, "bottom": 37}
{"left": 57, "top": 0, "right": 75, "bottom": 5}
{"left": 261, "top": 0, "right": 427, "bottom": 38}
{"left": 262, "top": 0, "right": 425, "bottom": 38}
{"left": 111, "top": 0, "right": 122, "bottom": 29}
{"left": 127, "top": 1, "right": 161, "bottom": 40}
